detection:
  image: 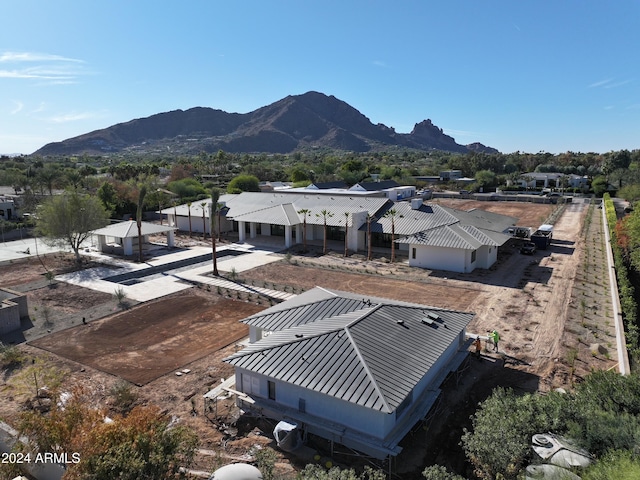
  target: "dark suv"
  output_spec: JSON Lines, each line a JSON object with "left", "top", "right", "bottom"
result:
{"left": 520, "top": 242, "right": 537, "bottom": 255}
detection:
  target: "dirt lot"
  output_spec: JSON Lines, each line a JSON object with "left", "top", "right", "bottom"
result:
{"left": 30, "top": 293, "right": 259, "bottom": 385}
{"left": 0, "top": 198, "right": 618, "bottom": 478}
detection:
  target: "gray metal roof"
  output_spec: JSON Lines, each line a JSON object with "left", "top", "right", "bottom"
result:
{"left": 225, "top": 287, "right": 473, "bottom": 413}
{"left": 91, "top": 220, "right": 175, "bottom": 238}
{"left": 396, "top": 223, "right": 486, "bottom": 249}
{"left": 468, "top": 226, "right": 513, "bottom": 246}
{"left": 221, "top": 192, "right": 389, "bottom": 227}
{"left": 231, "top": 203, "right": 301, "bottom": 226}
{"left": 439, "top": 206, "right": 517, "bottom": 234}
{"left": 159, "top": 194, "right": 237, "bottom": 219}
{"left": 241, "top": 296, "right": 371, "bottom": 332}
{"left": 365, "top": 202, "right": 458, "bottom": 235}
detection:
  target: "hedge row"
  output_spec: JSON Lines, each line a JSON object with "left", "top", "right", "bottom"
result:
{"left": 603, "top": 193, "right": 640, "bottom": 369}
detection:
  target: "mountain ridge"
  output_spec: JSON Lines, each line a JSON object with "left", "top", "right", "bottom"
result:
{"left": 34, "top": 91, "right": 498, "bottom": 156}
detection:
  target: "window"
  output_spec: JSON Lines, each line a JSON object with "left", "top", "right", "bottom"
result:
{"left": 412, "top": 247, "right": 416, "bottom": 259}
{"left": 268, "top": 381, "right": 276, "bottom": 400}
{"left": 299, "top": 398, "right": 306, "bottom": 413}
{"left": 271, "top": 224, "right": 285, "bottom": 237}
{"left": 471, "top": 249, "right": 477, "bottom": 263}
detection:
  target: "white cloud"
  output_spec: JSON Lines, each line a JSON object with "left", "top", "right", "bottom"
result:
{"left": 588, "top": 78, "right": 631, "bottom": 89}
{"left": 444, "top": 128, "right": 481, "bottom": 139}
{"left": 48, "top": 111, "right": 102, "bottom": 123}
{"left": 10, "top": 100, "right": 23, "bottom": 114}
{"left": 588, "top": 78, "right": 613, "bottom": 88}
{"left": 32, "top": 102, "right": 46, "bottom": 113}
{"left": 0, "top": 52, "right": 83, "bottom": 63}
{"left": 372, "top": 60, "right": 389, "bottom": 68}
{"left": 0, "top": 51, "right": 89, "bottom": 83}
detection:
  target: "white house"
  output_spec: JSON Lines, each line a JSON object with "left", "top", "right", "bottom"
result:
{"left": 224, "top": 287, "right": 474, "bottom": 460}
{"left": 162, "top": 192, "right": 517, "bottom": 273}
{"left": 0, "top": 196, "right": 17, "bottom": 220}
{"left": 370, "top": 199, "right": 516, "bottom": 273}
{"left": 519, "top": 172, "right": 588, "bottom": 190}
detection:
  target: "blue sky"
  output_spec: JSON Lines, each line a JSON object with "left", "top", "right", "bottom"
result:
{"left": 1, "top": 1, "right": 639, "bottom": 155}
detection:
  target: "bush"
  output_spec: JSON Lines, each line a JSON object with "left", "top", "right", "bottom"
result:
{"left": 583, "top": 449, "right": 640, "bottom": 480}
{"left": 422, "top": 465, "right": 466, "bottom": 480}
{"left": 0, "top": 344, "right": 25, "bottom": 368}
{"left": 109, "top": 380, "right": 139, "bottom": 414}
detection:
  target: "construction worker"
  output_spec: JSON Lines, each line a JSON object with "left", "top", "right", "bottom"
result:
{"left": 491, "top": 330, "right": 500, "bottom": 352}
{"left": 474, "top": 337, "right": 482, "bottom": 358}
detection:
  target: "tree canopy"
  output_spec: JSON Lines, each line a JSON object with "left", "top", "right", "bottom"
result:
{"left": 36, "top": 190, "right": 109, "bottom": 262}
{"left": 461, "top": 371, "right": 640, "bottom": 480}
{"left": 227, "top": 174, "right": 260, "bottom": 193}
{"left": 17, "top": 390, "right": 198, "bottom": 480}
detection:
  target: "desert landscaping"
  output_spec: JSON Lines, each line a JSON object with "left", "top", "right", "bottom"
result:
{"left": 0, "top": 197, "right": 620, "bottom": 478}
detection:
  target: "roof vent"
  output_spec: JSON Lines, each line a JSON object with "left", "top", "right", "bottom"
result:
{"left": 427, "top": 312, "right": 441, "bottom": 322}
{"left": 295, "top": 333, "right": 304, "bottom": 338}
{"left": 396, "top": 319, "right": 404, "bottom": 325}
{"left": 421, "top": 318, "right": 434, "bottom": 325}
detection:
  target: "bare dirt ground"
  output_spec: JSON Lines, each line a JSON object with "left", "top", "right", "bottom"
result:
{"left": 30, "top": 292, "right": 259, "bottom": 385}
{"left": 0, "top": 198, "right": 617, "bottom": 478}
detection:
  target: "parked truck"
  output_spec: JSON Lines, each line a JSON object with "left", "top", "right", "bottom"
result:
{"left": 530, "top": 224, "right": 553, "bottom": 250}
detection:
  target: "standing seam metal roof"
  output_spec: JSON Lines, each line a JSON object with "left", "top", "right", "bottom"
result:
{"left": 396, "top": 224, "right": 485, "bottom": 249}
{"left": 225, "top": 289, "right": 473, "bottom": 413}
{"left": 223, "top": 192, "right": 389, "bottom": 227}
{"left": 241, "top": 297, "right": 370, "bottom": 332}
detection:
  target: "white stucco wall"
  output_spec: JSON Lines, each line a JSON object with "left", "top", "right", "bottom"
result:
{"left": 409, "top": 245, "right": 468, "bottom": 273}
{"left": 174, "top": 215, "right": 233, "bottom": 235}
{"left": 475, "top": 245, "right": 497, "bottom": 269}
{"left": 349, "top": 211, "right": 367, "bottom": 252}
{"left": 408, "top": 244, "right": 499, "bottom": 273}
{"left": 236, "top": 369, "right": 390, "bottom": 438}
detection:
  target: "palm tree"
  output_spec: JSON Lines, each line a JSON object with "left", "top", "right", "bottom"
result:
{"left": 297, "top": 208, "right": 310, "bottom": 253}
{"left": 200, "top": 202, "right": 207, "bottom": 240}
{"left": 210, "top": 188, "right": 221, "bottom": 276}
{"left": 187, "top": 202, "right": 193, "bottom": 238}
{"left": 316, "top": 209, "right": 334, "bottom": 255}
{"left": 136, "top": 185, "right": 147, "bottom": 263}
{"left": 383, "top": 208, "right": 403, "bottom": 263}
{"left": 343, "top": 212, "right": 350, "bottom": 257}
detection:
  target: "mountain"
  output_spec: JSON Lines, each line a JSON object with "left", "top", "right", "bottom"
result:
{"left": 34, "top": 91, "right": 494, "bottom": 156}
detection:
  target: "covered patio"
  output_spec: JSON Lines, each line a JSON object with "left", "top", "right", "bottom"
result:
{"left": 91, "top": 221, "right": 176, "bottom": 257}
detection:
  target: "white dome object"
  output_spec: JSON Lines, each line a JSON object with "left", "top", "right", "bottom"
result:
{"left": 209, "top": 463, "right": 263, "bottom": 480}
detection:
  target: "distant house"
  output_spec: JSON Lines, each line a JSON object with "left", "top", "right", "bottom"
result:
{"left": 259, "top": 181, "right": 292, "bottom": 192}
{"left": 519, "top": 172, "right": 588, "bottom": 190}
{"left": 305, "top": 181, "right": 349, "bottom": 190}
{"left": 349, "top": 180, "right": 400, "bottom": 192}
{"left": 439, "top": 170, "right": 463, "bottom": 181}
{"left": 224, "top": 287, "right": 474, "bottom": 460}
{"left": 0, "top": 196, "right": 17, "bottom": 220}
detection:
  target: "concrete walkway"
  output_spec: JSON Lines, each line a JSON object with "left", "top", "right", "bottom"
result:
{"left": 0, "top": 237, "right": 68, "bottom": 263}
{"left": 55, "top": 243, "right": 294, "bottom": 303}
